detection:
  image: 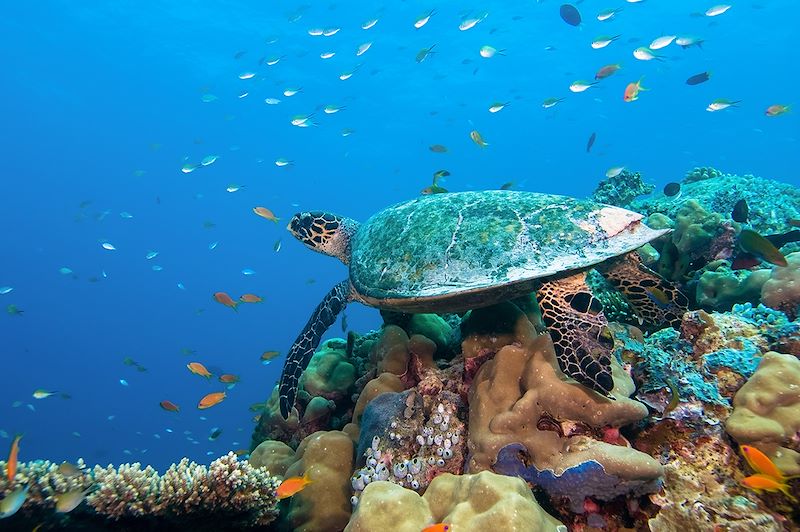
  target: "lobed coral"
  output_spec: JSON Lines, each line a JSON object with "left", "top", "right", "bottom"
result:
{"left": 696, "top": 261, "right": 771, "bottom": 311}
{"left": 762, "top": 251, "right": 800, "bottom": 320}
{"left": 725, "top": 352, "right": 800, "bottom": 476}
{"left": 345, "top": 471, "right": 565, "bottom": 531}
{"left": 280, "top": 430, "right": 354, "bottom": 532}
{"left": 466, "top": 311, "right": 664, "bottom": 512}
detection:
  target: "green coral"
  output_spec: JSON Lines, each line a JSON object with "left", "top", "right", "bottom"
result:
{"left": 407, "top": 313, "right": 454, "bottom": 355}
{"left": 300, "top": 338, "right": 356, "bottom": 401}
{"left": 592, "top": 169, "right": 655, "bottom": 207}
{"left": 696, "top": 261, "right": 771, "bottom": 311}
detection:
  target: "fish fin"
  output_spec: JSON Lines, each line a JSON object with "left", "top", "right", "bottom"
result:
{"left": 780, "top": 484, "right": 798, "bottom": 502}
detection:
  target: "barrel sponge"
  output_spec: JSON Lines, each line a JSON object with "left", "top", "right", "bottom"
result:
{"left": 725, "top": 352, "right": 800, "bottom": 475}
{"left": 761, "top": 252, "right": 800, "bottom": 320}
{"left": 345, "top": 471, "right": 565, "bottom": 531}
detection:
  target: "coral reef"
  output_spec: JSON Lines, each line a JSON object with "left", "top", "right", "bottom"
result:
{"left": 0, "top": 453, "right": 281, "bottom": 529}
{"left": 345, "top": 471, "right": 565, "bottom": 531}
{"left": 725, "top": 351, "right": 800, "bottom": 476}
{"left": 633, "top": 169, "right": 800, "bottom": 236}
{"left": 466, "top": 309, "right": 664, "bottom": 512}
{"left": 592, "top": 169, "right": 655, "bottom": 207}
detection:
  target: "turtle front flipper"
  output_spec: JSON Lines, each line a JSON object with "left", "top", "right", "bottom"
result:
{"left": 597, "top": 253, "right": 689, "bottom": 330}
{"left": 536, "top": 272, "right": 615, "bottom": 397}
{"left": 279, "top": 280, "right": 352, "bottom": 419}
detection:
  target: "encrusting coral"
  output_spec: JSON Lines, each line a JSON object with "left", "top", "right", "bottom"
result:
{"left": 0, "top": 452, "right": 281, "bottom": 528}
{"left": 344, "top": 470, "right": 565, "bottom": 531}
{"left": 725, "top": 351, "right": 800, "bottom": 476}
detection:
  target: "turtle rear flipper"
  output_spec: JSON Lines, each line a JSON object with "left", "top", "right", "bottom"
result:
{"left": 536, "top": 272, "right": 615, "bottom": 397}
{"left": 598, "top": 253, "right": 689, "bottom": 330}
{"left": 279, "top": 280, "right": 351, "bottom": 419}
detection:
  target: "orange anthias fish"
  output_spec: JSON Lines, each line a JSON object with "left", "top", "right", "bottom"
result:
{"left": 740, "top": 474, "right": 797, "bottom": 501}
{"left": 422, "top": 524, "right": 453, "bottom": 532}
{"left": 623, "top": 77, "right": 647, "bottom": 102}
{"left": 198, "top": 391, "right": 227, "bottom": 409}
{"left": 6, "top": 434, "right": 22, "bottom": 481}
{"left": 765, "top": 104, "right": 790, "bottom": 117}
{"left": 159, "top": 400, "right": 180, "bottom": 412}
{"left": 253, "top": 206, "right": 279, "bottom": 222}
{"left": 276, "top": 472, "right": 313, "bottom": 500}
{"left": 218, "top": 374, "right": 240, "bottom": 384}
{"left": 239, "top": 294, "right": 263, "bottom": 303}
{"left": 213, "top": 292, "right": 239, "bottom": 311}
{"left": 740, "top": 445, "right": 784, "bottom": 480}
{"left": 261, "top": 350, "right": 280, "bottom": 363}
{"left": 187, "top": 362, "right": 212, "bottom": 378}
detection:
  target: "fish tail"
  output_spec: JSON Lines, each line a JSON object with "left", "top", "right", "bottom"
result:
{"left": 780, "top": 484, "right": 798, "bottom": 502}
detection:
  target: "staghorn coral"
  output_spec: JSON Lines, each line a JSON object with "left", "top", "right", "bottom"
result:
{"left": 0, "top": 453, "right": 281, "bottom": 528}
{"left": 345, "top": 471, "right": 565, "bottom": 531}
{"left": 762, "top": 251, "right": 800, "bottom": 320}
{"left": 725, "top": 352, "right": 800, "bottom": 476}
{"left": 0, "top": 458, "right": 93, "bottom": 512}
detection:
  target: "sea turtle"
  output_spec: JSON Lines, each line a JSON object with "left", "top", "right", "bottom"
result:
{"left": 277, "top": 190, "right": 688, "bottom": 418}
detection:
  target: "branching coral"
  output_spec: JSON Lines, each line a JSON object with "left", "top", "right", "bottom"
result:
{"left": 0, "top": 453, "right": 281, "bottom": 528}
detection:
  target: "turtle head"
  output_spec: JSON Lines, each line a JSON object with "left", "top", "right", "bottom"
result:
{"left": 288, "top": 211, "right": 359, "bottom": 265}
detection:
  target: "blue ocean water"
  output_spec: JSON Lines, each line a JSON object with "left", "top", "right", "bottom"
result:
{"left": 0, "top": 1, "right": 797, "bottom": 472}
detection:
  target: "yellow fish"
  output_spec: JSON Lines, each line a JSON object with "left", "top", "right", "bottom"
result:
{"left": 469, "top": 130, "right": 489, "bottom": 148}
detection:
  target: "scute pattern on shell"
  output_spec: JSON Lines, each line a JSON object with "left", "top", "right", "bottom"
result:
{"left": 349, "top": 191, "right": 666, "bottom": 303}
